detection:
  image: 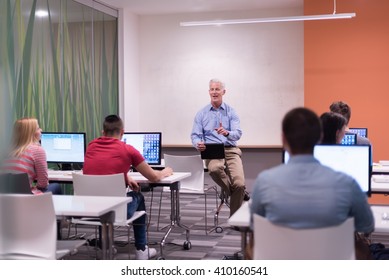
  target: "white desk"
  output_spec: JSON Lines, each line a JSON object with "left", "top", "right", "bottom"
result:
{"left": 371, "top": 205, "right": 389, "bottom": 233}
{"left": 130, "top": 172, "right": 192, "bottom": 258}
{"left": 228, "top": 201, "right": 250, "bottom": 228}
{"left": 228, "top": 202, "right": 389, "bottom": 259}
{"left": 149, "top": 158, "right": 207, "bottom": 170}
{"left": 49, "top": 171, "right": 192, "bottom": 259}
{"left": 228, "top": 201, "right": 250, "bottom": 259}
{"left": 48, "top": 170, "right": 82, "bottom": 182}
{"left": 52, "top": 195, "right": 131, "bottom": 259}
{"left": 373, "top": 164, "right": 389, "bottom": 174}
{"left": 371, "top": 176, "right": 389, "bottom": 193}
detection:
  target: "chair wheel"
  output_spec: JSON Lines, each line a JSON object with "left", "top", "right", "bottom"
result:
{"left": 157, "top": 257, "right": 165, "bottom": 260}
{"left": 183, "top": 241, "right": 192, "bottom": 250}
{"left": 215, "top": 226, "right": 223, "bottom": 233}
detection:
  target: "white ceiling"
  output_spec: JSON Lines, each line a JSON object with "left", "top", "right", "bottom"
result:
{"left": 99, "top": 0, "right": 303, "bottom": 15}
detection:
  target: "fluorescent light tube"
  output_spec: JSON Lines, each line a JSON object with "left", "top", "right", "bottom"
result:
{"left": 180, "top": 13, "right": 356, "bottom": 27}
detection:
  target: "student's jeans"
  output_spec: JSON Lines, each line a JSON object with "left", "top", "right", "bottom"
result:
{"left": 39, "top": 182, "right": 63, "bottom": 195}
{"left": 126, "top": 191, "right": 147, "bottom": 251}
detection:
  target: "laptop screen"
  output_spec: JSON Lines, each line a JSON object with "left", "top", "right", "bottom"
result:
{"left": 282, "top": 145, "right": 371, "bottom": 196}
{"left": 121, "top": 132, "right": 162, "bottom": 165}
{"left": 40, "top": 132, "right": 86, "bottom": 164}
{"left": 349, "top": 128, "right": 368, "bottom": 138}
{"left": 341, "top": 133, "right": 357, "bottom": 145}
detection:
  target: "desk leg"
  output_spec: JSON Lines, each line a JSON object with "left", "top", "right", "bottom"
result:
{"left": 101, "top": 223, "right": 108, "bottom": 259}
{"left": 174, "top": 186, "right": 190, "bottom": 242}
{"left": 159, "top": 182, "right": 191, "bottom": 259}
{"left": 108, "top": 222, "right": 114, "bottom": 259}
{"left": 99, "top": 211, "right": 115, "bottom": 260}
{"left": 241, "top": 230, "right": 248, "bottom": 260}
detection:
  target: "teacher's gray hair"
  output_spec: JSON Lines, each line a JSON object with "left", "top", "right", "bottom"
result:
{"left": 209, "top": 78, "right": 225, "bottom": 89}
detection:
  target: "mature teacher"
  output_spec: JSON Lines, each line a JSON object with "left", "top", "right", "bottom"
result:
{"left": 191, "top": 78, "right": 249, "bottom": 217}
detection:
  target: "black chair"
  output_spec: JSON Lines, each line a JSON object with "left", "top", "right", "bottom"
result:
{"left": 0, "top": 172, "right": 32, "bottom": 194}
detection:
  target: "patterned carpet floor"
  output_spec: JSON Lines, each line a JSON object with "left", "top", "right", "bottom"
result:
{"left": 61, "top": 187, "right": 243, "bottom": 260}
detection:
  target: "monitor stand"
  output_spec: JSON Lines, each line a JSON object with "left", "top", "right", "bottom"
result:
{"left": 58, "top": 163, "right": 83, "bottom": 171}
{"left": 60, "top": 163, "right": 72, "bottom": 171}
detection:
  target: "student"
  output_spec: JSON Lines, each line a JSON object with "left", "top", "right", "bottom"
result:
{"left": 320, "top": 111, "right": 347, "bottom": 144}
{"left": 191, "top": 78, "right": 248, "bottom": 217}
{"left": 1, "top": 118, "right": 62, "bottom": 195}
{"left": 329, "top": 101, "right": 371, "bottom": 145}
{"left": 250, "top": 107, "right": 374, "bottom": 233}
{"left": 83, "top": 114, "right": 173, "bottom": 260}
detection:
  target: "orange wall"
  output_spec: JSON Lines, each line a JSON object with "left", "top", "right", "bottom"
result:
{"left": 304, "top": 0, "right": 389, "bottom": 162}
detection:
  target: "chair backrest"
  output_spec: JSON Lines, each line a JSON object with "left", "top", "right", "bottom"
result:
{"left": 253, "top": 214, "right": 355, "bottom": 260}
{"left": 0, "top": 172, "right": 32, "bottom": 194}
{"left": 0, "top": 193, "right": 57, "bottom": 259}
{"left": 163, "top": 154, "right": 205, "bottom": 192}
{"left": 72, "top": 173, "right": 127, "bottom": 222}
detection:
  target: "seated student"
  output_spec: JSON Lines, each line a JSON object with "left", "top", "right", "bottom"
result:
{"left": 250, "top": 107, "right": 374, "bottom": 237}
{"left": 1, "top": 118, "right": 62, "bottom": 195}
{"left": 319, "top": 111, "right": 347, "bottom": 144}
{"left": 329, "top": 101, "right": 371, "bottom": 145}
{"left": 83, "top": 114, "right": 173, "bottom": 260}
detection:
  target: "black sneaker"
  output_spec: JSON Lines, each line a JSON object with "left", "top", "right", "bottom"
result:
{"left": 243, "top": 191, "right": 250, "bottom": 201}
{"left": 87, "top": 238, "right": 101, "bottom": 249}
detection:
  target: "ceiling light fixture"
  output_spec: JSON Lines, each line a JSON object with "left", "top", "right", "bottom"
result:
{"left": 180, "top": 0, "right": 355, "bottom": 27}
{"left": 36, "top": 10, "right": 49, "bottom": 17}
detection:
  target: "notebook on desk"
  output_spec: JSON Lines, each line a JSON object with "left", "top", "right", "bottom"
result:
{"left": 200, "top": 143, "right": 225, "bottom": 159}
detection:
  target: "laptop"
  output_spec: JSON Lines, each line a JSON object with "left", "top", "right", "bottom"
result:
{"left": 200, "top": 143, "right": 225, "bottom": 159}
{"left": 349, "top": 128, "right": 368, "bottom": 138}
{"left": 341, "top": 133, "right": 357, "bottom": 145}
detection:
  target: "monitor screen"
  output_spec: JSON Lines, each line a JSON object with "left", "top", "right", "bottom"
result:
{"left": 283, "top": 145, "right": 371, "bottom": 196}
{"left": 40, "top": 132, "right": 86, "bottom": 164}
{"left": 349, "top": 128, "right": 368, "bottom": 138}
{"left": 341, "top": 133, "right": 357, "bottom": 145}
{"left": 121, "top": 132, "right": 162, "bottom": 165}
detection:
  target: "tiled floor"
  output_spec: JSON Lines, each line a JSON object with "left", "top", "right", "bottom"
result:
{"left": 61, "top": 188, "right": 243, "bottom": 260}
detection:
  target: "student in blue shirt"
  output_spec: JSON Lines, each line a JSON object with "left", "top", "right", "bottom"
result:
{"left": 251, "top": 107, "right": 374, "bottom": 233}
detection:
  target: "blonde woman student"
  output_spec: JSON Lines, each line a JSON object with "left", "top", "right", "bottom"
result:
{"left": 2, "top": 118, "right": 62, "bottom": 195}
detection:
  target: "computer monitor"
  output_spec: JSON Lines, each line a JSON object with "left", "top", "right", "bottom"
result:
{"left": 40, "top": 132, "right": 86, "bottom": 170}
{"left": 341, "top": 133, "right": 357, "bottom": 145}
{"left": 349, "top": 128, "right": 368, "bottom": 138}
{"left": 121, "top": 132, "right": 162, "bottom": 165}
{"left": 282, "top": 145, "right": 371, "bottom": 196}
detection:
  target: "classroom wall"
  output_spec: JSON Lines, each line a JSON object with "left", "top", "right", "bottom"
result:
{"left": 121, "top": 7, "right": 304, "bottom": 146}
{"left": 119, "top": 9, "right": 141, "bottom": 129}
{"left": 118, "top": 1, "right": 389, "bottom": 190}
{"left": 117, "top": 7, "right": 303, "bottom": 189}
{"left": 304, "top": 0, "right": 389, "bottom": 162}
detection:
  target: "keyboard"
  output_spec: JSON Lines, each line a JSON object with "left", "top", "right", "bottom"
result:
{"left": 48, "top": 170, "right": 82, "bottom": 181}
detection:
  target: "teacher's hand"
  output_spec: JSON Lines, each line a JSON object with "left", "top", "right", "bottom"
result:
{"left": 197, "top": 141, "right": 206, "bottom": 151}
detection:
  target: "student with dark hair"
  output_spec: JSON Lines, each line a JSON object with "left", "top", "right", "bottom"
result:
{"left": 329, "top": 101, "right": 371, "bottom": 145}
{"left": 320, "top": 111, "right": 347, "bottom": 144}
{"left": 83, "top": 114, "right": 173, "bottom": 260}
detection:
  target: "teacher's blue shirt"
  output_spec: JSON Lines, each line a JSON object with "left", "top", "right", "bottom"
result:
{"left": 191, "top": 102, "right": 242, "bottom": 147}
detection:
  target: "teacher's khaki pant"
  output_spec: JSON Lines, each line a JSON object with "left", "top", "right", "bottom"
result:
{"left": 206, "top": 147, "right": 246, "bottom": 216}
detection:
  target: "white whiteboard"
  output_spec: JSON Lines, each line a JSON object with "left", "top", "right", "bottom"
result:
{"left": 129, "top": 10, "right": 304, "bottom": 146}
